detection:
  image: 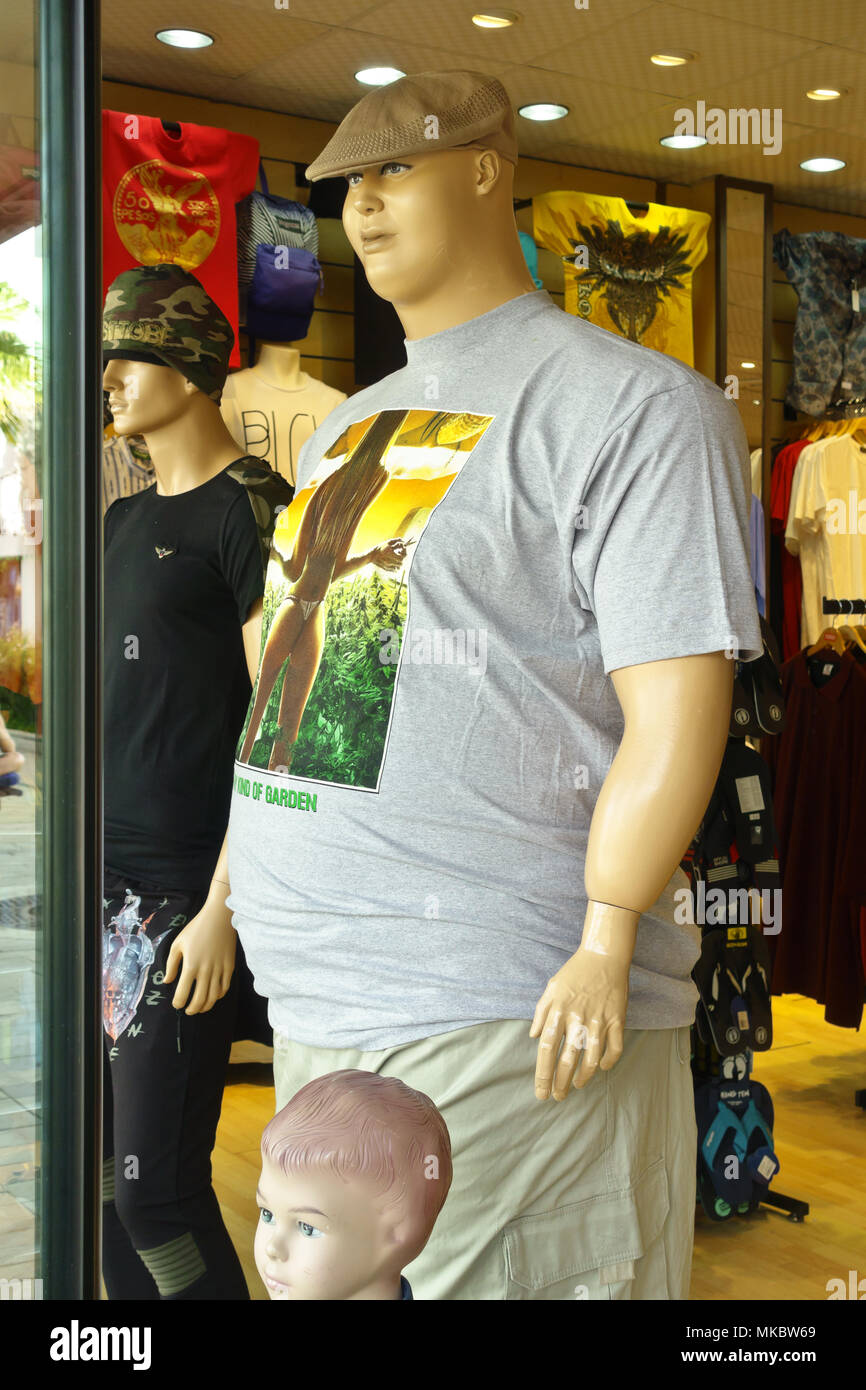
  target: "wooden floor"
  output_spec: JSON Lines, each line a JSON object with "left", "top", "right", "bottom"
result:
{"left": 215, "top": 995, "right": 866, "bottom": 1302}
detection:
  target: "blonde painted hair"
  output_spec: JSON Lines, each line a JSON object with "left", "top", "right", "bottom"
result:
{"left": 262, "top": 1070, "right": 452, "bottom": 1257}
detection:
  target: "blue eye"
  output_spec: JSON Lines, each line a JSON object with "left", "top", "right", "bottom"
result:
{"left": 298, "top": 1221, "right": 324, "bottom": 1238}
{"left": 259, "top": 1208, "right": 274, "bottom": 1225}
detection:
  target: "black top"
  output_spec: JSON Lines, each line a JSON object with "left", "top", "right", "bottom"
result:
{"left": 104, "top": 464, "right": 264, "bottom": 892}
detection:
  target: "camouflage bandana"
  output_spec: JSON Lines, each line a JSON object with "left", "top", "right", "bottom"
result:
{"left": 224, "top": 456, "right": 293, "bottom": 582}
{"left": 102, "top": 264, "right": 234, "bottom": 402}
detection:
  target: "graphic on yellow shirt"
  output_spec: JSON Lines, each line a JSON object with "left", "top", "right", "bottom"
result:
{"left": 533, "top": 192, "right": 710, "bottom": 365}
{"left": 113, "top": 160, "right": 220, "bottom": 269}
{"left": 236, "top": 407, "right": 494, "bottom": 790}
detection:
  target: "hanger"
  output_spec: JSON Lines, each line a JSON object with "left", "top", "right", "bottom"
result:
{"left": 161, "top": 120, "right": 182, "bottom": 136}
{"left": 800, "top": 415, "right": 866, "bottom": 442}
{"left": 839, "top": 625, "right": 866, "bottom": 656}
{"left": 625, "top": 200, "right": 649, "bottom": 213}
{"left": 806, "top": 627, "right": 848, "bottom": 656}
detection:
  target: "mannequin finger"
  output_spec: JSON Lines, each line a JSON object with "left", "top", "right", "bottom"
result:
{"left": 171, "top": 961, "right": 194, "bottom": 1009}
{"left": 552, "top": 1044, "right": 580, "bottom": 1099}
{"left": 552, "top": 1019, "right": 587, "bottom": 1098}
{"left": 573, "top": 1031, "right": 602, "bottom": 1090}
{"left": 200, "top": 977, "right": 222, "bottom": 1013}
{"left": 534, "top": 1006, "right": 565, "bottom": 1098}
{"left": 599, "top": 1020, "right": 625, "bottom": 1071}
{"left": 185, "top": 972, "right": 211, "bottom": 1015}
{"left": 164, "top": 942, "right": 182, "bottom": 985}
{"left": 529, "top": 987, "right": 554, "bottom": 1038}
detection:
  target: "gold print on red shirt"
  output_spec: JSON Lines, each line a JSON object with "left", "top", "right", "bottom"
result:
{"left": 113, "top": 160, "right": 221, "bottom": 271}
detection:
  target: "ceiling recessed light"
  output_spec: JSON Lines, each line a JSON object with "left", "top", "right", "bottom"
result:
{"left": 651, "top": 51, "right": 696, "bottom": 67}
{"left": 800, "top": 156, "right": 846, "bottom": 172}
{"left": 807, "top": 87, "right": 843, "bottom": 101}
{"left": 741, "top": 361, "right": 757, "bottom": 370}
{"left": 660, "top": 133, "right": 707, "bottom": 149}
{"left": 155, "top": 28, "right": 213, "bottom": 49}
{"left": 518, "top": 103, "right": 568, "bottom": 122}
{"left": 354, "top": 66, "right": 406, "bottom": 86}
{"left": 472, "top": 9, "right": 520, "bottom": 26}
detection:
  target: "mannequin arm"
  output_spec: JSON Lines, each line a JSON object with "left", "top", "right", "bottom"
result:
{"left": 530, "top": 651, "right": 732, "bottom": 1098}
{"left": 165, "top": 598, "right": 264, "bottom": 1013}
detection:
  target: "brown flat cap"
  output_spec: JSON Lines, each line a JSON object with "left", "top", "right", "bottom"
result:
{"left": 305, "top": 69, "right": 517, "bottom": 182}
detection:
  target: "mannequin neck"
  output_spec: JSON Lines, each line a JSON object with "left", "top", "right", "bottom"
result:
{"left": 396, "top": 205, "right": 536, "bottom": 341}
{"left": 398, "top": 264, "right": 536, "bottom": 341}
{"left": 253, "top": 343, "right": 304, "bottom": 389}
{"left": 142, "top": 394, "right": 245, "bottom": 495}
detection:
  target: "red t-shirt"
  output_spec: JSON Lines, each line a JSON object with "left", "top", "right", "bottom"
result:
{"left": 102, "top": 110, "right": 259, "bottom": 368}
{"left": 770, "top": 439, "right": 808, "bottom": 661}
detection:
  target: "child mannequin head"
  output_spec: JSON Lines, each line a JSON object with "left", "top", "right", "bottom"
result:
{"left": 255, "top": 1069, "right": 452, "bottom": 1300}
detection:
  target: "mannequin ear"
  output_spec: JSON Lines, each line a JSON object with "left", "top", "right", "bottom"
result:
{"left": 475, "top": 149, "right": 502, "bottom": 194}
{"left": 381, "top": 1206, "right": 423, "bottom": 1260}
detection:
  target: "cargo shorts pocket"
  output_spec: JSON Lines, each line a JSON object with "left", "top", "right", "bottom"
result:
{"left": 502, "top": 1157, "right": 670, "bottom": 1301}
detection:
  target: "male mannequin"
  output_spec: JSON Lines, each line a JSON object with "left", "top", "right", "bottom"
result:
{"left": 223, "top": 73, "right": 763, "bottom": 1300}
{"left": 101, "top": 264, "right": 291, "bottom": 1299}
{"left": 255, "top": 1070, "right": 451, "bottom": 1300}
{"left": 220, "top": 342, "right": 346, "bottom": 488}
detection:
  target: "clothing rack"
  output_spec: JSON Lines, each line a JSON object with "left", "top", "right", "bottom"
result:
{"left": 826, "top": 395, "right": 866, "bottom": 417}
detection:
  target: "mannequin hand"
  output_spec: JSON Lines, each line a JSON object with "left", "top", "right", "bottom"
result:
{"left": 529, "top": 947, "right": 629, "bottom": 1099}
{"left": 164, "top": 901, "right": 237, "bottom": 1015}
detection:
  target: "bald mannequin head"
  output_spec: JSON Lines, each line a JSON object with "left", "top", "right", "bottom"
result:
{"left": 255, "top": 1069, "right": 452, "bottom": 1300}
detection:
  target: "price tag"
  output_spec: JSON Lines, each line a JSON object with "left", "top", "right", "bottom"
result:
{"left": 735, "top": 774, "right": 764, "bottom": 813}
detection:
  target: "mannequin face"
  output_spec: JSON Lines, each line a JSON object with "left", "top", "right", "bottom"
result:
{"left": 254, "top": 1156, "right": 405, "bottom": 1301}
{"left": 103, "top": 358, "right": 198, "bottom": 436}
{"left": 342, "top": 149, "right": 498, "bottom": 308}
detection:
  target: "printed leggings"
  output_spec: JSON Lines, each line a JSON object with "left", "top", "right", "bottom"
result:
{"left": 102, "top": 869, "right": 250, "bottom": 1300}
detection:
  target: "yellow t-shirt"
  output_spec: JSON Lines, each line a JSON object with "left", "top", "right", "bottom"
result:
{"left": 532, "top": 192, "right": 710, "bottom": 366}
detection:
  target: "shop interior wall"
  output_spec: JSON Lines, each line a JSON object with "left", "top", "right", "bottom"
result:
{"left": 105, "top": 81, "right": 718, "bottom": 392}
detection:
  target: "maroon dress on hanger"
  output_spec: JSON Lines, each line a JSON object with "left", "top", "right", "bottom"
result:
{"left": 763, "top": 650, "right": 866, "bottom": 1028}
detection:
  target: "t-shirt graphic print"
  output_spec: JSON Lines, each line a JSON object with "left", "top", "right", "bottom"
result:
{"left": 235, "top": 406, "right": 494, "bottom": 789}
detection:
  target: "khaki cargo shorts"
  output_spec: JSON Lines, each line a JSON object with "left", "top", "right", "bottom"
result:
{"left": 272, "top": 1019, "right": 695, "bottom": 1300}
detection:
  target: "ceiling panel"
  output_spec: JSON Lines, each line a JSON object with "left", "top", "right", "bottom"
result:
{"left": 346, "top": 0, "right": 653, "bottom": 64}
{"left": 530, "top": 3, "right": 817, "bottom": 93}
{"left": 241, "top": 28, "right": 513, "bottom": 123}
{"left": 101, "top": 1, "right": 328, "bottom": 81}
{"left": 703, "top": 48, "right": 866, "bottom": 141}
{"left": 662, "top": 0, "right": 866, "bottom": 56}
{"left": 499, "top": 67, "right": 678, "bottom": 144}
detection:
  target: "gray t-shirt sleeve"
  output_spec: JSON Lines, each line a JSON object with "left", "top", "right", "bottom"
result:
{"left": 570, "top": 379, "right": 763, "bottom": 673}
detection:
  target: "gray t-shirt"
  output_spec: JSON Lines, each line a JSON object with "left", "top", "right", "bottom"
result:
{"left": 226, "top": 290, "right": 763, "bottom": 1049}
